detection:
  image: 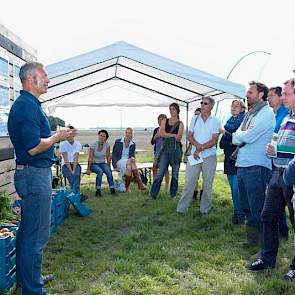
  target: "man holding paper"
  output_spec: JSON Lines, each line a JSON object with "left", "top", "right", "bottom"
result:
{"left": 177, "top": 96, "right": 221, "bottom": 214}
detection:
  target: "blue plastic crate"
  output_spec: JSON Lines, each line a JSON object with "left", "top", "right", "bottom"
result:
{"left": 63, "top": 200, "right": 70, "bottom": 219}
{"left": 66, "top": 192, "right": 92, "bottom": 217}
{"left": 0, "top": 266, "right": 16, "bottom": 293}
{"left": 0, "top": 252, "right": 16, "bottom": 276}
{"left": 0, "top": 237, "right": 16, "bottom": 259}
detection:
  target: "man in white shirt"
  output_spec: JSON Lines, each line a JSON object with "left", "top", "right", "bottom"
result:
{"left": 177, "top": 96, "right": 221, "bottom": 214}
{"left": 60, "top": 125, "right": 82, "bottom": 194}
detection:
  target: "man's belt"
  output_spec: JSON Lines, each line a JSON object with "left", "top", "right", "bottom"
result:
{"left": 16, "top": 164, "right": 29, "bottom": 170}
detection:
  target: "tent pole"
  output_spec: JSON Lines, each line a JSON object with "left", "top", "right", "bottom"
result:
{"left": 186, "top": 103, "right": 189, "bottom": 150}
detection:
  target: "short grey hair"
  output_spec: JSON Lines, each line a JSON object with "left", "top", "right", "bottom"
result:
{"left": 19, "top": 62, "right": 44, "bottom": 82}
{"left": 202, "top": 96, "right": 215, "bottom": 107}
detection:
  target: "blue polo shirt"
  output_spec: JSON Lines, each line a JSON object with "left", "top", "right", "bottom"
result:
{"left": 274, "top": 104, "right": 289, "bottom": 133}
{"left": 8, "top": 90, "right": 54, "bottom": 168}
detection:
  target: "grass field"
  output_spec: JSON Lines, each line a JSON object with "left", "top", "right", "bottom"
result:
{"left": 13, "top": 172, "right": 295, "bottom": 295}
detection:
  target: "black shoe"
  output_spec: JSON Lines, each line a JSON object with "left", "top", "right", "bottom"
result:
{"left": 283, "top": 270, "right": 295, "bottom": 281}
{"left": 42, "top": 274, "right": 56, "bottom": 284}
{"left": 237, "top": 214, "right": 245, "bottom": 224}
{"left": 247, "top": 258, "right": 274, "bottom": 271}
{"left": 110, "top": 188, "right": 116, "bottom": 195}
{"left": 95, "top": 189, "right": 102, "bottom": 197}
{"left": 193, "top": 190, "right": 198, "bottom": 200}
{"left": 80, "top": 193, "right": 88, "bottom": 202}
{"left": 232, "top": 214, "right": 239, "bottom": 224}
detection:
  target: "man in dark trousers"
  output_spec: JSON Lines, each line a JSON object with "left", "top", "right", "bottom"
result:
{"left": 247, "top": 79, "right": 295, "bottom": 278}
{"left": 8, "top": 62, "right": 73, "bottom": 295}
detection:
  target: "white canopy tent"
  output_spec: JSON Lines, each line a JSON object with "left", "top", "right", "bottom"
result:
{"left": 41, "top": 41, "right": 245, "bottom": 143}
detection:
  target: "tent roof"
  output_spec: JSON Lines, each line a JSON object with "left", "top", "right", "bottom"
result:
{"left": 42, "top": 41, "right": 245, "bottom": 110}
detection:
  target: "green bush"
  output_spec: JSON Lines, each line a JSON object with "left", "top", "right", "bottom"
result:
{"left": 0, "top": 190, "right": 13, "bottom": 221}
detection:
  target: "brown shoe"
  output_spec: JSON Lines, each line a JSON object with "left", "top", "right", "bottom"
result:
{"left": 125, "top": 175, "right": 132, "bottom": 192}
{"left": 132, "top": 169, "right": 147, "bottom": 190}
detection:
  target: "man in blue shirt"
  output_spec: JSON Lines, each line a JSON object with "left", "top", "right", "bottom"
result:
{"left": 232, "top": 81, "right": 275, "bottom": 246}
{"left": 247, "top": 79, "right": 295, "bottom": 279}
{"left": 8, "top": 62, "right": 73, "bottom": 295}
{"left": 267, "top": 86, "right": 290, "bottom": 239}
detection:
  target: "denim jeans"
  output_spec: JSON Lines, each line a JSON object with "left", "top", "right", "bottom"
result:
{"left": 90, "top": 163, "right": 114, "bottom": 189}
{"left": 237, "top": 166, "right": 271, "bottom": 233}
{"left": 279, "top": 210, "right": 289, "bottom": 237}
{"left": 261, "top": 169, "right": 294, "bottom": 266}
{"left": 150, "top": 150, "right": 180, "bottom": 198}
{"left": 62, "top": 163, "right": 81, "bottom": 193}
{"left": 227, "top": 174, "right": 242, "bottom": 215}
{"left": 14, "top": 166, "right": 52, "bottom": 295}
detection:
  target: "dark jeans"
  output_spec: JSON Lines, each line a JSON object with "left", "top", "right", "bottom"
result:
{"left": 237, "top": 166, "right": 271, "bottom": 233}
{"left": 90, "top": 162, "right": 114, "bottom": 189}
{"left": 279, "top": 211, "right": 289, "bottom": 237}
{"left": 261, "top": 169, "right": 294, "bottom": 266}
{"left": 150, "top": 150, "right": 180, "bottom": 198}
{"left": 62, "top": 163, "right": 81, "bottom": 193}
{"left": 14, "top": 166, "right": 52, "bottom": 295}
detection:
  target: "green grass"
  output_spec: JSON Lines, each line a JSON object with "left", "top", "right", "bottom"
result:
{"left": 14, "top": 173, "right": 295, "bottom": 295}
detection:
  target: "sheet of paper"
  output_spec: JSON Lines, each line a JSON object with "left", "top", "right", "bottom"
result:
{"left": 187, "top": 154, "right": 203, "bottom": 166}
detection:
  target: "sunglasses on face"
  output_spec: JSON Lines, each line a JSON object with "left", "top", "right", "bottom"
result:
{"left": 201, "top": 101, "right": 209, "bottom": 106}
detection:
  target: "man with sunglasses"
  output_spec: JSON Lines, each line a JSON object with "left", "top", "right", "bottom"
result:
{"left": 232, "top": 81, "right": 275, "bottom": 247}
{"left": 177, "top": 96, "right": 221, "bottom": 215}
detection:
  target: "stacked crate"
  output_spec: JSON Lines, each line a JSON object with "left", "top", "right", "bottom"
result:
{"left": 0, "top": 225, "right": 17, "bottom": 293}
{"left": 51, "top": 188, "right": 70, "bottom": 235}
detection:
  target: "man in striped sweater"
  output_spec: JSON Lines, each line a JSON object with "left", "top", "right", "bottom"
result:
{"left": 248, "top": 78, "right": 295, "bottom": 279}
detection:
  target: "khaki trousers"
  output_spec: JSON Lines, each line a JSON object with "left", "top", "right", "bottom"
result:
{"left": 177, "top": 155, "right": 217, "bottom": 214}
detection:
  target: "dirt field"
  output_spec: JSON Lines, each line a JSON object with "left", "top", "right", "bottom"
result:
{"left": 76, "top": 130, "right": 154, "bottom": 157}
{"left": 76, "top": 129, "right": 187, "bottom": 157}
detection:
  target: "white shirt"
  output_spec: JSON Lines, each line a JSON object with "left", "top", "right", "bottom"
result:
{"left": 60, "top": 140, "right": 81, "bottom": 166}
{"left": 189, "top": 114, "right": 221, "bottom": 158}
{"left": 120, "top": 137, "right": 134, "bottom": 160}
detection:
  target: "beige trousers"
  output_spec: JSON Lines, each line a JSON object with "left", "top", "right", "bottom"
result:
{"left": 177, "top": 155, "right": 217, "bottom": 214}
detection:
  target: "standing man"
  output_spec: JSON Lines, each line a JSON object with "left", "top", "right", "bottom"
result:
{"left": 282, "top": 155, "right": 295, "bottom": 281}
{"left": 177, "top": 96, "right": 221, "bottom": 214}
{"left": 232, "top": 81, "right": 275, "bottom": 246}
{"left": 8, "top": 62, "right": 73, "bottom": 295}
{"left": 267, "top": 86, "right": 290, "bottom": 239}
{"left": 248, "top": 79, "right": 295, "bottom": 273}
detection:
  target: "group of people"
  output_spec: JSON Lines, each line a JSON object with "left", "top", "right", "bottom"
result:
{"left": 147, "top": 80, "right": 295, "bottom": 282}
{"left": 7, "top": 61, "right": 295, "bottom": 294}
{"left": 59, "top": 127, "right": 147, "bottom": 198}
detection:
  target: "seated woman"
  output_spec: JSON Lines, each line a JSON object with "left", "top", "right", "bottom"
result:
{"left": 112, "top": 127, "right": 146, "bottom": 192}
{"left": 86, "top": 130, "right": 116, "bottom": 197}
{"left": 60, "top": 125, "right": 87, "bottom": 200}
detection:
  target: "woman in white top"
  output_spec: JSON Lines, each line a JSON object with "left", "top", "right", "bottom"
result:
{"left": 86, "top": 130, "right": 115, "bottom": 197}
{"left": 60, "top": 125, "right": 82, "bottom": 193}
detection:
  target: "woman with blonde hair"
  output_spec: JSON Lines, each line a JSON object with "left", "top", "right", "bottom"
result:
{"left": 112, "top": 128, "right": 146, "bottom": 192}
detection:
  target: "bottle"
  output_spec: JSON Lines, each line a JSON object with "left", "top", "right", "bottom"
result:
{"left": 269, "top": 133, "right": 278, "bottom": 157}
